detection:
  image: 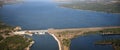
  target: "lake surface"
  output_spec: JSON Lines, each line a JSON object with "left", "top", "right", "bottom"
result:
{"left": 0, "top": 0, "right": 120, "bottom": 30}
{"left": 70, "top": 34, "right": 120, "bottom": 50}
{"left": 0, "top": 0, "right": 120, "bottom": 50}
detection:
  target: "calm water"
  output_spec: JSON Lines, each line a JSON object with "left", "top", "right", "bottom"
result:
{"left": 70, "top": 34, "right": 120, "bottom": 50}
{"left": 26, "top": 33, "right": 59, "bottom": 50}
{"left": 0, "top": 0, "right": 120, "bottom": 30}
{"left": 0, "top": 0, "right": 120, "bottom": 50}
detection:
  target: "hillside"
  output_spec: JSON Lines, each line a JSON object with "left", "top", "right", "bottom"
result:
{"left": 0, "top": 21, "right": 32, "bottom": 50}
{"left": 56, "top": 0, "right": 120, "bottom": 13}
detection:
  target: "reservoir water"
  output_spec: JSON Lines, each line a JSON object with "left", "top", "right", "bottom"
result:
{"left": 70, "top": 34, "right": 120, "bottom": 50}
{"left": 0, "top": 0, "right": 120, "bottom": 30}
{"left": 0, "top": 0, "right": 120, "bottom": 50}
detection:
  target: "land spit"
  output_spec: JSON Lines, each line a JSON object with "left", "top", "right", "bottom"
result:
{"left": 48, "top": 26, "right": 120, "bottom": 50}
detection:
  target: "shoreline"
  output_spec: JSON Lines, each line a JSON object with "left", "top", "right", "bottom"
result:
{"left": 59, "top": 6, "right": 120, "bottom": 14}
{"left": 25, "top": 41, "right": 35, "bottom": 50}
{"left": 14, "top": 26, "right": 120, "bottom": 50}
{"left": 48, "top": 26, "right": 120, "bottom": 33}
{"left": 50, "top": 33, "right": 62, "bottom": 50}
{"left": 95, "top": 39, "right": 120, "bottom": 50}
{"left": 48, "top": 26, "right": 120, "bottom": 50}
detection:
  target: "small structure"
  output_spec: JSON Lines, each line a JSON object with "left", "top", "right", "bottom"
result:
{"left": 25, "top": 31, "right": 33, "bottom": 34}
{"left": 14, "top": 26, "right": 22, "bottom": 31}
{"left": 39, "top": 32, "right": 45, "bottom": 35}
{"left": 13, "top": 31, "right": 25, "bottom": 35}
{"left": 34, "top": 32, "right": 45, "bottom": 35}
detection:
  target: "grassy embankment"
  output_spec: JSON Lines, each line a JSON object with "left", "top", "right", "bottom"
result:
{"left": 0, "top": 21, "right": 33, "bottom": 50}
{"left": 60, "top": 1, "right": 120, "bottom": 13}
{"left": 48, "top": 27, "right": 120, "bottom": 50}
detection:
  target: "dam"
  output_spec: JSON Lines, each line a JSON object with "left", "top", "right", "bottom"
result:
{"left": 13, "top": 30, "right": 61, "bottom": 50}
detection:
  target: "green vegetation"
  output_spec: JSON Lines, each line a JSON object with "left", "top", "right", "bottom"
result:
{"left": 84, "top": 28, "right": 120, "bottom": 50}
{"left": 0, "top": 35, "right": 32, "bottom": 50}
{"left": 62, "top": 39, "right": 71, "bottom": 47}
{"left": 56, "top": 28, "right": 120, "bottom": 50}
{"left": 95, "top": 39, "right": 120, "bottom": 50}
{"left": 57, "top": 30, "right": 81, "bottom": 34}
{"left": 84, "top": 28, "right": 120, "bottom": 35}
{"left": 0, "top": 35, "right": 3, "bottom": 41}
{"left": 0, "top": 21, "right": 14, "bottom": 29}
{"left": 60, "top": 1, "right": 120, "bottom": 13}
{"left": 0, "top": 21, "right": 32, "bottom": 50}
{"left": 95, "top": 39, "right": 120, "bottom": 45}
{"left": 83, "top": 31, "right": 100, "bottom": 36}
{"left": 0, "top": 21, "right": 14, "bottom": 35}
{"left": 56, "top": 30, "right": 83, "bottom": 50}
{"left": 99, "top": 28, "right": 120, "bottom": 34}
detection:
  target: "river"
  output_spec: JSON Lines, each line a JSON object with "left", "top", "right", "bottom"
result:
{"left": 31, "top": 33, "right": 59, "bottom": 50}
{"left": 25, "top": 33, "right": 59, "bottom": 50}
{"left": 0, "top": 0, "right": 120, "bottom": 50}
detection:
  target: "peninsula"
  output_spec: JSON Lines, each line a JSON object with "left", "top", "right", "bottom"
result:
{"left": 0, "top": 21, "right": 33, "bottom": 50}
{"left": 57, "top": 0, "right": 120, "bottom": 13}
{"left": 48, "top": 26, "right": 120, "bottom": 50}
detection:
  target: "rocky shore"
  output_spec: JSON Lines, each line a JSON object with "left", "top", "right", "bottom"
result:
{"left": 25, "top": 41, "right": 35, "bottom": 50}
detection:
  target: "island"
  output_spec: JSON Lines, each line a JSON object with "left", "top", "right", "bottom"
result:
{"left": 95, "top": 39, "right": 120, "bottom": 50}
